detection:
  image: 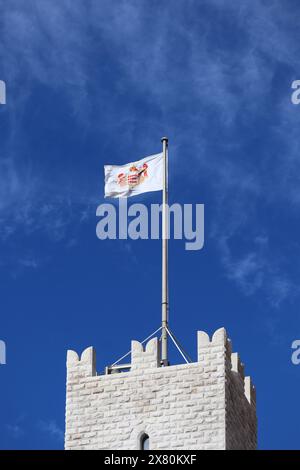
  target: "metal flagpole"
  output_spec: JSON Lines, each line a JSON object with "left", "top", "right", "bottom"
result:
{"left": 161, "top": 136, "right": 169, "bottom": 366}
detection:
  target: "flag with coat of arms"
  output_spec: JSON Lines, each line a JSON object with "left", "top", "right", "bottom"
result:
{"left": 104, "top": 153, "right": 163, "bottom": 198}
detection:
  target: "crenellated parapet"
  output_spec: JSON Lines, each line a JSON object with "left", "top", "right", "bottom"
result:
{"left": 67, "top": 346, "right": 96, "bottom": 378}
{"left": 244, "top": 375, "right": 256, "bottom": 407}
{"left": 131, "top": 337, "right": 160, "bottom": 370}
{"left": 196, "top": 327, "right": 255, "bottom": 408}
{"left": 66, "top": 328, "right": 256, "bottom": 406}
{"left": 65, "top": 327, "right": 257, "bottom": 450}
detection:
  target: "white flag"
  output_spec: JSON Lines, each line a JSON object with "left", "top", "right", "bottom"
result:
{"left": 104, "top": 153, "right": 163, "bottom": 198}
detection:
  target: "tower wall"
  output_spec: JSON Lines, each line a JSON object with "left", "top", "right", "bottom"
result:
{"left": 65, "top": 328, "right": 257, "bottom": 450}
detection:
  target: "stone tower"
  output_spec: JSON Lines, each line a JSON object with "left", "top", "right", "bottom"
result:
{"left": 65, "top": 327, "right": 257, "bottom": 450}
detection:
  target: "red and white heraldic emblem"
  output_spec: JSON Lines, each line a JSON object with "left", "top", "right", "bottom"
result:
{"left": 117, "top": 163, "right": 148, "bottom": 188}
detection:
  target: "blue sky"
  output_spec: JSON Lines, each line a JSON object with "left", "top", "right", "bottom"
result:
{"left": 1, "top": 0, "right": 300, "bottom": 449}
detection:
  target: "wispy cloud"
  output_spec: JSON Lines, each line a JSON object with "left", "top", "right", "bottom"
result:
{"left": 38, "top": 420, "right": 64, "bottom": 442}
{"left": 6, "top": 414, "right": 26, "bottom": 439}
{"left": 217, "top": 230, "right": 298, "bottom": 307}
{"left": 0, "top": 1, "right": 98, "bottom": 263}
{"left": 6, "top": 423, "right": 24, "bottom": 439}
{"left": 0, "top": 0, "right": 299, "bottom": 307}
{"left": 6, "top": 417, "right": 64, "bottom": 443}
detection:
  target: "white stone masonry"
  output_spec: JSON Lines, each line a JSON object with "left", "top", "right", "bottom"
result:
{"left": 65, "top": 328, "right": 257, "bottom": 450}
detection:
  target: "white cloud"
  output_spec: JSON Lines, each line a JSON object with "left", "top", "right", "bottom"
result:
{"left": 38, "top": 420, "right": 64, "bottom": 442}
{"left": 0, "top": 0, "right": 299, "bottom": 307}
{"left": 217, "top": 232, "right": 297, "bottom": 307}
{"left": 6, "top": 423, "right": 24, "bottom": 439}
